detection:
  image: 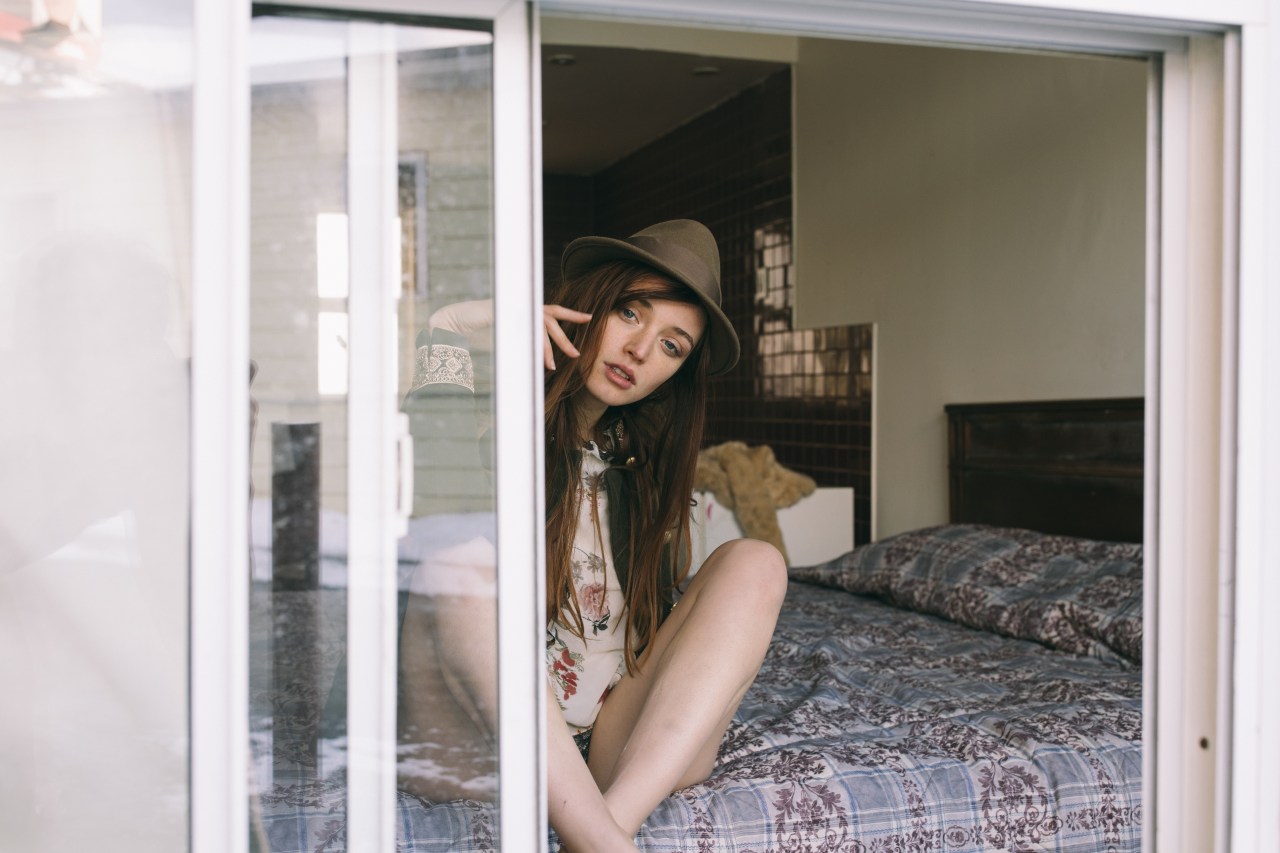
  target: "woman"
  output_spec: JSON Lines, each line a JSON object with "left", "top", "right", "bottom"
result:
{"left": 400, "top": 220, "right": 787, "bottom": 851}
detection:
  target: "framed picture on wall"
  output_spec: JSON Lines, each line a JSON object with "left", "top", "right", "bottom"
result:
{"left": 398, "top": 151, "right": 428, "bottom": 298}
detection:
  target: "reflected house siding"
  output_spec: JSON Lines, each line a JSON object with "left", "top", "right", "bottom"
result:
{"left": 250, "top": 76, "right": 349, "bottom": 513}
{"left": 397, "top": 45, "right": 495, "bottom": 518}
{"left": 250, "top": 45, "right": 495, "bottom": 518}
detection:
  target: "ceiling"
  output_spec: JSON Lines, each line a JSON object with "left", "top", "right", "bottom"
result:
{"left": 540, "top": 43, "right": 787, "bottom": 176}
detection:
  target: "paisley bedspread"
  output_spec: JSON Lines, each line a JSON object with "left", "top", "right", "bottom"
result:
{"left": 257, "top": 525, "right": 1143, "bottom": 852}
{"left": 629, "top": 579, "right": 1140, "bottom": 852}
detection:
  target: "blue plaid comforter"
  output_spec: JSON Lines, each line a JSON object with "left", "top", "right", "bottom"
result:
{"left": 259, "top": 576, "right": 1141, "bottom": 852}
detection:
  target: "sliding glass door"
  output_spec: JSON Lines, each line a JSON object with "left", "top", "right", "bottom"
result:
{"left": 243, "top": 4, "right": 542, "bottom": 851}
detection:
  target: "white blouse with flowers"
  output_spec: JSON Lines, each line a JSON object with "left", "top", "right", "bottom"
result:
{"left": 545, "top": 444, "right": 630, "bottom": 734}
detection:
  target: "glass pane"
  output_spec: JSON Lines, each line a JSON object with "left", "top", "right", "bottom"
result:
{"left": 0, "top": 2, "right": 193, "bottom": 851}
{"left": 247, "top": 16, "right": 350, "bottom": 819}
{"left": 395, "top": 38, "right": 499, "bottom": 800}
{"left": 247, "top": 16, "right": 497, "bottom": 849}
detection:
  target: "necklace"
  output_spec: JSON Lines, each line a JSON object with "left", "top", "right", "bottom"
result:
{"left": 599, "top": 419, "right": 636, "bottom": 466}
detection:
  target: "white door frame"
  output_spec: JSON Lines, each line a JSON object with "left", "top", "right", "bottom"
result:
{"left": 539, "top": 2, "right": 1272, "bottom": 853}
{"left": 1150, "top": 33, "right": 1232, "bottom": 853}
{"left": 190, "top": 0, "right": 250, "bottom": 850}
{"left": 1228, "top": 14, "right": 1279, "bottom": 853}
{"left": 344, "top": 21, "right": 403, "bottom": 852}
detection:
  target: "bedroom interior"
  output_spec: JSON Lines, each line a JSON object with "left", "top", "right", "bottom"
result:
{"left": 241, "top": 11, "right": 1151, "bottom": 851}
{"left": 539, "top": 16, "right": 1146, "bottom": 542}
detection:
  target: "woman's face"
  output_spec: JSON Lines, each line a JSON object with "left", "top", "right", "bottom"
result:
{"left": 575, "top": 286, "right": 707, "bottom": 423}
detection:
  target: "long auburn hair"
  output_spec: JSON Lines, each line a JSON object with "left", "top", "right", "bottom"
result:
{"left": 544, "top": 259, "right": 710, "bottom": 672}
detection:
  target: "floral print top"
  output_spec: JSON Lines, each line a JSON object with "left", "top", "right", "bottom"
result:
{"left": 545, "top": 444, "right": 629, "bottom": 734}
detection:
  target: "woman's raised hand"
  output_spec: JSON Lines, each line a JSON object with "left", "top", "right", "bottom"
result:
{"left": 543, "top": 305, "right": 592, "bottom": 371}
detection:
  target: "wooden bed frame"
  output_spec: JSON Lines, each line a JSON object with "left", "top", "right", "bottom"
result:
{"left": 946, "top": 397, "right": 1144, "bottom": 543}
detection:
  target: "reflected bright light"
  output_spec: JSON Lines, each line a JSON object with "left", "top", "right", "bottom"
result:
{"left": 317, "top": 212, "right": 404, "bottom": 300}
{"left": 316, "top": 213, "right": 349, "bottom": 298}
{"left": 317, "top": 310, "right": 348, "bottom": 396}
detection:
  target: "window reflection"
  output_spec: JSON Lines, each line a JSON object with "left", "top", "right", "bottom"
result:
{"left": 247, "top": 16, "right": 499, "bottom": 849}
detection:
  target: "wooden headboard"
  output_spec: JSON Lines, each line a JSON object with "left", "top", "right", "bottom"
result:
{"left": 946, "top": 397, "right": 1144, "bottom": 543}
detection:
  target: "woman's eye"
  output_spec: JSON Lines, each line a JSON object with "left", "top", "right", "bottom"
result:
{"left": 662, "top": 339, "right": 682, "bottom": 357}
{"left": 619, "top": 306, "right": 637, "bottom": 321}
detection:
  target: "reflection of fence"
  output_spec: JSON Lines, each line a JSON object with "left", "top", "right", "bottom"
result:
{"left": 271, "top": 422, "right": 321, "bottom": 777}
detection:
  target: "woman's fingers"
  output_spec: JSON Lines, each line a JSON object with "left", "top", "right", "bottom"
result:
{"left": 545, "top": 305, "right": 592, "bottom": 323}
{"left": 543, "top": 305, "right": 592, "bottom": 371}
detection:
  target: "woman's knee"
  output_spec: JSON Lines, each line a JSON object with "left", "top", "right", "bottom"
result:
{"left": 700, "top": 538, "right": 789, "bottom": 609}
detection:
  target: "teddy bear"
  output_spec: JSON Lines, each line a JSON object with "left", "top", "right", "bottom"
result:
{"left": 694, "top": 441, "right": 816, "bottom": 563}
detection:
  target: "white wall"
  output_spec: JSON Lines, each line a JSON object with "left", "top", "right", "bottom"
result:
{"left": 794, "top": 38, "right": 1147, "bottom": 538}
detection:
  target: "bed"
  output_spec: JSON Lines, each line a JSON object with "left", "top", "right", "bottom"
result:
{"left": 254, "top": 397, "right": 1145, "bottom": 852}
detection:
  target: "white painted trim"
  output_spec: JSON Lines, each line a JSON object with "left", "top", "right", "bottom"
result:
{"left": 1141, "top": 54, "right": 1162, "bottom": 853}
{"left": 930, "top": 0, "right": 1267, "bottom": 26}
{"left": 1155, "top": 45, "right": 1192, "bottom": 853}
{"left": 530, "top": 2, "right": 551, "bottom": 841}
{"left": 540, "top": 0, "right": 1202, "bottom": 55}
{"left": 1231, "top": 16, "right": 1280, "bottom": 853}
{"left": 344, "top": 21, "right": 401, "bottom": 853}
{"left": 1155, "top": 34, "right": 1229, "bottom": 853}
{"left": 493, "top": 2, "right": 547, "bottom": 848}
{"left": 1215, "top": 30, "right": 1241, "bottom": 853}
{"left": 268, "top": 0, "right": 511, "bottom": 20}
{"left": 540, "top": 15, "right": 799, "bottom": 61}
{"left": 190, "top": 0, "right": 250, "bottom": 850}
{"left": 543, "top": 0, "right": 1267, "bottom": 30}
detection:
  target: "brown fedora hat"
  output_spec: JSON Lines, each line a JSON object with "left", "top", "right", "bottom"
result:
{"left": 561, "top": 219, "right": 740, "bottom": 376}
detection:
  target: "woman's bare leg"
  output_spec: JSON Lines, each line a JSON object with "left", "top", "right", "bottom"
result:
{"left": 402, "top": 535, "right": 786, "bottom": 842}
{"left": 585, "top": 538, "right": 788, "bottom": 835}
{"left": 397, "top": 539, "right": 501, "bottom": 802}
{"left": 545, "top": 683, "right": 639, "bottom": 852}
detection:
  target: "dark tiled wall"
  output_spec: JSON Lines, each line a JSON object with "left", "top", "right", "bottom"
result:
{"left": 543, "top": 174, "right": 594, "bottom": 296}
{"left": 544, "top": 68, "right": 873, "bottom": 545}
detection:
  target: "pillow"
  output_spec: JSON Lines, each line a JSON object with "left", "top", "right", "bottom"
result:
{"left": 790, "top": 524, "right": 1144, "bottom": 664}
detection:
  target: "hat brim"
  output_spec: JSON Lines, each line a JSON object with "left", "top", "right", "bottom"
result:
{"left": 562, "top": 236, "right": 740, "bottom": 376}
